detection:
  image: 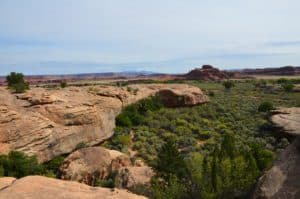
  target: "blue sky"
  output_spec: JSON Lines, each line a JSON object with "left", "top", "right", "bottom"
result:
{"left": 0, "top": 0, "right": 300, "bottom": 75}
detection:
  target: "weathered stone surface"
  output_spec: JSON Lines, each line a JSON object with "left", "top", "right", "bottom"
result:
{"left": 0, "top": 176, "right": 147, "bottom": 199}
{"left": 115, "top": 166, "right": 154, "bottom": 189}
{"left": 0, "top": 177, "right": 15, "bottom": 190}
{"left": 59, "top": 147, "right": 131, "bottom": 185}
{"left": 254, "top": 108, "right": 300, "bottom": 199}
{"left": 271, "top": 108, "right": 300, "bottom": 136}
{"left": 59, "top": 146, "right": 153, "bottom": 189}
{"left": 0, "top": 84, "right": 208, "bottom": 162}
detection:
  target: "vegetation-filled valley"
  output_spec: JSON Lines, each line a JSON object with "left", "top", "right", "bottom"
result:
{"left": 103, "top": 80, "right": 300, "bottom": 198}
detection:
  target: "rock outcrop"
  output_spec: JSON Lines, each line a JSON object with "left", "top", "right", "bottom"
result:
{"left": 271, "top": 108, "right": 300, "bottom": 136}
{"left": 115, "top": 166, "right": 153, "bottom": 189}
{"left": 0, "top": 84, "right": 208, "bottom": 162}
{"left": 182, "top": 65, "right": 234, "bottom": 80}
{"left": 253, "top": 108, "right": 300, "bottom": 199}
{"left": 0, "top": 176, "right": 147, "bottom": 199}
{"left": 59, "top": 147, "right": 153, "bottom": 189}
{"left": 59, "top": 147, "right": 130, "bottom": 185}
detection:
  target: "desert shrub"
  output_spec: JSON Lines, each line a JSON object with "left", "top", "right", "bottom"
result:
{"left": 255, "top": 149, "right": 275, "bottom": 170}
{"left": 75, "top": 142, "right": 88, "bottom": 150}
{"left": 254, "top": 80, "right": 267, "bottom": 89}
{"left": 0, "top": 151, "right": 43, "bottom": 178}
{"left": 116, "top": 96, "right": 163, "bottom": 127}
{"left": 43, "top": 156, "right": 65, "bottom": 177}
{"left": 6, "top": 72, "right": 29, "bottom": 93}
{"left": 60, "top": 81, "right": 67, "bottom": 88}
{"left": 95, "top": 171, "right": 117, "bottom": 188}
{"left": 222, "top": 81, "right": 235, "bottom": 90}
{"left": 154, "top": 140, "right": 187, "bottom": 180}
{"left": 151, "top": 175, "right": 187, "bottom": 199}
{"left": 133, "top": 88, "right": 139, "bottom": 95}
{"left": 116, "top": 114, "right": 132, "bottom": 127}
{"left": 258, "top": 101, "right": 275, "bottom": 112}
{"left": 208, "top": 90, "right": 215, "bottom": 96}
{"left": 277, "top": 78, "right": 288, "bottom": 84}
{"left": 281, "top": 83, "right": 295, "bottom": 92}
{"left": 126, "top": 86, "right": 133, "bottom": 92}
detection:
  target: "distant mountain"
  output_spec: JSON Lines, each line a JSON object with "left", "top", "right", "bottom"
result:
{"left": 237, "top": 66, "right": 300, "bottom": 76}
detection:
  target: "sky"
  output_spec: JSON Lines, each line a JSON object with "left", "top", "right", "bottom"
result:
{"left": 0, "top": 0, "right": 300, "bottom": 75}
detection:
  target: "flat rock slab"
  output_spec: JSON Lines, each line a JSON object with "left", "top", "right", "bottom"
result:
{"left": 0, "top": 176, "right": 147, "bottom": 199}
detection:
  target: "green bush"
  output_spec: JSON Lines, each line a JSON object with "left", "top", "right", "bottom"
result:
{"left": 116, "top": 114, "right": 132, "bottom": 127}
{"left": 115, "top": 96, "right": 163, "bottom": 127}
{"left": 222, "top": 81, "right": 235, "bottom": 90}
{"left": 258, "top": 102, "right": 275, "bottom": 112}
{"left": 256, "top": 149, "right": 275, "bottom": 170}
{"left": 75, "top": 142, "right": 88, "bottom": 150}
{"left": 43, "top": 156, "right": 65, "bottom": 177}
{"left": 60, "top": 81, "right": 67, "bottom": 88}
{"left": 0, "top": 151, "right": 43, "bottom": 178}
{"left": 6, "top": 72, "right": 29, "bottom": 93}
{"left": 281, "top": 83, "right": 295, "bottom": 92}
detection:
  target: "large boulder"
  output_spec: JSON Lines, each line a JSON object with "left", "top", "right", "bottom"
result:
{"left": 253, "top": 108, "right": 300, "bottom": 199}
{"left": 59, "top": 147, "right": 131, "bottom": 185}
{"left": 0, "top": 84, "right": 208, "bottom": 162}
{"left": 0, "top": 176, "right": 147, "bottom": 199}
{"left": 115, "top": 166, "right": 154, "bottom": 189}
{"left": 59, "top": 146, "right": 154, "bottom": 189}
{"left": 157, "top": 84, "right": 208, "bottom": 107}
{"left": 271, "top": 108, "right": 300, "bottom": 136}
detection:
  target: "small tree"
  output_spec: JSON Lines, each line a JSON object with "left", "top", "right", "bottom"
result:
{"left": 281, "top": 83, "right": 294, "bottom": 92}
{"left": 258, "top": 101, "right": 274, "bottom": 112}
{"left": 60, "top": 81, "right": 67, "bottom": 88}
{"left": 6, "top": 72, "right": 29, "bottom": 93}
{"left": 223, "top": 81, "right": 235, "bottom": 90}
{"left": 155, "top": 140, "right": 187, "bottom": 180}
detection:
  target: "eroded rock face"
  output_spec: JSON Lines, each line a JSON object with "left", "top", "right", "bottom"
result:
{"left": 115, "top": 166, "right": 154, "bottom": 189}
{"left": 271, "top": 108, "right": 300, "bottom": 136}
{"left": 0, "top": 84, "right": 208, "bottom": 162}
{"left": 254, "top": 108, "right": 300, "bottom": 199}
{"left": 0, "top": 176, "right": 147, "bottom": 199}
{"left": 59, "top": 147, "right": 131, "bottom": 185}
{"left": 158, "top": 85, "right": 208, "bottom": 107}
{"left": 59, "top": 147, "right": 153, "bottom": 189}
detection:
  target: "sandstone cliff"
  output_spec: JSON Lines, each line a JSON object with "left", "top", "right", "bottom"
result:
{"left": 0, "top": 84, "right": 208, "bottom": 162}
{"left": 0, "top": 176, "right": 147, "bottom": 199}
{"left": 253, "top": 108, "right": 300, "bottom": 199}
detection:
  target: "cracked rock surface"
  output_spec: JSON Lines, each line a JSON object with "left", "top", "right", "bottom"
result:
{"left": 0, "top": 176, "right": 147, "bottom": 199}
{"left": 254, "top": 108, "right": 300, "bottom": 199}
{"left": 0, "top": 84, "right": 208, "bottom": 162}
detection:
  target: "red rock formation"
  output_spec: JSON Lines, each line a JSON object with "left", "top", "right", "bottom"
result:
{"left": 183, "top": 65, "right": 233, "bottom": 80}
{"left": 240, "top": 66, "right": 300, "bottom": 76}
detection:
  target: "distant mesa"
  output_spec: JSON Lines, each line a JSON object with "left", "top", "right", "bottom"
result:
{"left": 240, "top": 66, "right": 300, "bottom": 76}
{"left": 182, "top": 65, "right": 234, "bottom": 80}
